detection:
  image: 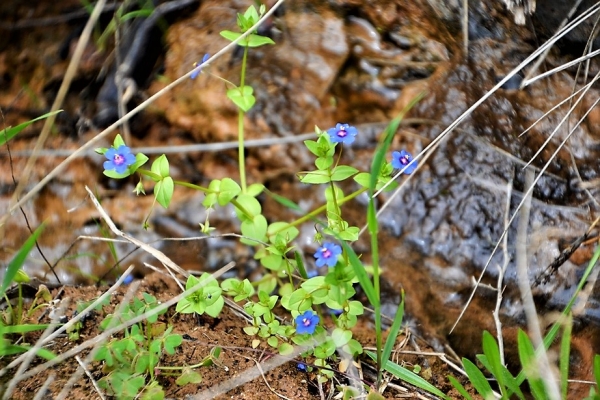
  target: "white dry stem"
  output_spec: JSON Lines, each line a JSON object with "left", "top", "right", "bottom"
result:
{"left": 0, "top": 0, "right": 287, "bottom": 228}
{"left": 74, "top": 356, "right": 106, "bottom": 400}
{"left": 32, "top": 374, "right": 55, "bottom": 400}
{"left": 521, "top": 0, "right": 593, "bottom": 88}
{"left": 516, "top": 169, "right": 560, "bottom": 399}
{"left": 11, "top": 261, "right": 235, "bottom": 383}
{"left": 450, "top": 70, "right": 600, "bottom": 335}
{"left": 6, "top": 132, "right": 319, "bottom": 158}
{"left": 374, "top": 0, "right": 600, "bottom": 200}
{"left": 493, "top": 179, "right": 513, "bottom": 367}
{"left": 0, "top": 265, "right": 135, "bottom": 378}
{"left": 84, "top": 185, "right": 188, "bottom": 288}
{"left": 189, "top": 343, "right": 313, "bottom": 400}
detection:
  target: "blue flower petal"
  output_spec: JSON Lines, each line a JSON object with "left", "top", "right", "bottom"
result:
{"left": 314, "top": 242, "right": 342, "bottom": 268}
{"left": 392, "top": 150, "right": 417, "bottom": 174}
{"left": 295, "top": 310, "right": 319, "bottom": 335}
{"left": 326, "top": 123, "right": 358, "bottom": 145}
{"left": 191, "top": 53, "right": 210, "bottom": 80}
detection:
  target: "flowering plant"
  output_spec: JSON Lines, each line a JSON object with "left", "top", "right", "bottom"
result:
{"left": 96, "top": 3, "right": 422, "bottom": 392}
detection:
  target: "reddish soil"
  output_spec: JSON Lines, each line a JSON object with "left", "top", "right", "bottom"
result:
{"left": 1, "top": 272, "right": 474, "bottom": 399}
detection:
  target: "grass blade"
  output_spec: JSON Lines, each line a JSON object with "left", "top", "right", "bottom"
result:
{"left": 448, "top": 376, "right": 474, "bottom": 400}
{"left": 0, "top": 110, "right": 62, "bottom": 146}
{"left": 559, "top": 313, "right": 573, "bottom": 399}
{"left": 380, "top": 291, "right": 404, "bottom": 375}
{"left": 517, "top": 329, "right": 546, "bottom": 400}
{"left": 366, "top": 351, "right": 449, "bottom": 399}
{"left": 462, "top": 358, "right": 494, "bottom": 399}
{"left": 1, "top": 224, "right": 45, "bottom": 296}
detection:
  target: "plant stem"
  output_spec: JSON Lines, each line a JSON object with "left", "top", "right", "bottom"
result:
{"left": 238, "top": 45, "right": 250, "bottom": 194}
{"left": 269, "top": 187, "right": 368, "bottom": 238}
{"left": 238, "top": 110, "right": 247, "bottom": 193}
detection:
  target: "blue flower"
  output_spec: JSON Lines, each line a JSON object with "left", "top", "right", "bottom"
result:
{"left": 326, "top": 123, "right": 358, "bottom": 145}
{"left": 191, "top": 53, "right": 210, "bottom": 79}
{"left": 391, "top": 150, "right": 417, "bottom": 174}
{"left": 103, "top": 145, "right": 136, "bottom": 174}
{"left": 296, "top": 362, "right": 307, "bottom": 372}
{"left": 123, "top": 274, "right": 134, "bottom": 285}
{"left": 295, "top": 310, "right": 319, "bottom": 335}
{"left": 314, "top": 242, "right": 342, "bottom": 268}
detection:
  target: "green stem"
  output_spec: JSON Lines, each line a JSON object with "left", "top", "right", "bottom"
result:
{"left": 372, "top": 218, "right": 383, "bottom": 387}
{"left": 172, "top": 180, "right": 210, "bottom": 193}
{"left": 238, "top": 110, "right": 247, "bottom": 193}
{"left": 268, "top": 187, "right": 368, "bottom": 238}
{"left": 237, "top": 45, "right": 250, "bottom": 194}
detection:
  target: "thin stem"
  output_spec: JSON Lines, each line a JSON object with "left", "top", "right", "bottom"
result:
{"left": 367, "top": 196, "right": 383, "bottom": 387}
{"left": 172, "top": 180, "right": 209, "bottom": 193}
{"left": 268, "top": 187, "right": 369, "bottom": 238}
{"left": 237, "top": 45, "right": 250, "bottom": 193}
{"left": 238, "top": 110, "right": 247, "bottom": 193}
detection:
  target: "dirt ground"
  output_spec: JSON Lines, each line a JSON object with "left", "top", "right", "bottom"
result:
{"left": 2, "top": 272, "right": 475, "bottom": 399}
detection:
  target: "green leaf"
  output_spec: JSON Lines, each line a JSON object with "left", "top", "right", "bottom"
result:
{"left": 366, "top": 351, "right": 449, "bottom": 399}
{"left": 241, "top": 215, "right": 268, "bottom": 244}
{"left": 204, "top": 295, "right": 224, "bottom": 318}
{"left": 462, "top": 357, "right": 494, "bottom": 399}
{"left": 381, "top": 292, "right": 404, "bottom": 376}
{"left": 132, "top": 152, "right": 149, "bottom": 171}
{"left": 220, "top": 30, "right": 242, "bottom": 43}
{"left": 246, "top": 183, "right": 265, "bottom": 197}
{"left": 315, "top": 156, "right": 333, "bottom": 170}
{"left": 518, "top": 329, "right": 546, "bottom": 400}
{"left": 0, "top": 110, "right": 62, "bottom": 146}
{"left": 164, "top": 334, "right": 183, "bottom": 354}
{"left": 2, "top": 224, "right": 45, "bottom": 296}
{"left": 331, "top": 165, "right": 359, "bottom": 181}
{"left": 448, "top": 376, "right": 474, "bottom": 400}
{"left": 304, "top": 140, "right": 320, "bottom": 156}
{"left": 151, "top": 154, "right": 170, "bottom": 178}
{"left": 299, "top": 170, "right": 331, "bottom": 184}
{"left": 227, "top": 85, "right": 255, "bottom": 112}
{"left": 279, "top": 342, "right": 294, "bottom": 355}
{"left": 283, "top": 288, "right": 311, "bottom": 312}
{"left": 295, "top": 251, "right": 308, "bottom": 279}
{"left": 560, "top": 313, "right": 573, "bottom": 399}
{"left": 103, "top": 168, "right": 131, "bottom": 179}
{"left": 267, "top": 222, "right": 299, "bottom": 242}
{"left": 331, "top": 328, "right": 352, "bottom": 347}
{"left": 218, "top": 178, "right": 241, "bottom": 206}
{"left": 339, "top": 240, "right": 376, "bottom": 308}
{"left": 246, "top": 34, "right": 275, "bottom": 47}
{"left": 481, "top": 330, "right": 507, "bottom": 396}
{"left": 176, "top": 367, "right": 202, "bottom": 385}
{"left": 154, "top": 176, "right": 174, "bottom": 208}
{"left": 594, "top": 354, "right": 600, "bottom": 390}
{"left": 234, "top": 194, "right": 261, "bottom": 220}
{"left": 263, "top": 188, "right": 302, "bottom": 211}
{"left": 260, "top": 254, "right": 284, "bottom": 271}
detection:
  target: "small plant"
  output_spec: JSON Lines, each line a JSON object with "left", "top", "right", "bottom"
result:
{"left": 0, "top": 224, "right": 56, "bottom": 360}
{"left": 94, "top": 291, "right": 216, "bottom": 399}
{"left": 449, "top": 242, "right": 600, "bottom": 399}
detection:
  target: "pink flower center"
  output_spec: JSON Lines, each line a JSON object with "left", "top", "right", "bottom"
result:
{"left": 337, "top": 128, "right": 347, "bottom": 137}
{"left": 321, "top": 248, "right": 332, "bottom": 258}
{"left": 302, "top": 318, "right": 311, "bottom": 327}
{"left": 400, "top": 156, "right": 409, "bottom": 165}
{"left": 114, "top": 154, "right": 125, "bottom": 166}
